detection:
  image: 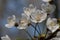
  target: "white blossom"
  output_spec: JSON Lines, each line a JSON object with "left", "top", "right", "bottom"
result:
{"left": 30, "top": 9, "right": 47, "bottom": 23}
{"left": 1, "top": 35, "right": 11, "bottom": 40}
{"left": 5, "top": 15, "right": 16, "bottom": 28}
{"left": 23, "top": 4, "right": 36, "bottom": 17}
{"left": 41, "top": 3, "right": 56, "bottom": 14}
{"left": 46, "top": 18, "right": 59, "bottom": 33}
{"left": 17, "top": 13, "right": 30, "bottom": 29}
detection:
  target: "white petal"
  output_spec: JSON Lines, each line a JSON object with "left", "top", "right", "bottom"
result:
{"left": 39, "top": 11, "right": 47, "bottom": 23}
{"left": 31, "top": 19, "right": 37, "bottom": 23}
{"left": 47, "top": 24, "right": 59, "bottom": 33}
{"left": 29, "top": 4, "right": 36, "bottom": 12}
{"left": 17, "top": 26, "right": 27, "bottom": 29}
{"left": 46, "top": 18, "right": 52, "bottom": 25}
{"left": 12, "top": 15, "right": 16, "bottom": 20}
{"left": 52, "top": 18, "right": 57, "bottom": 22}
{"left": 41, "top": 3, "right": 56, "bottom": 14}
{"left": 42, "top": 0, "right": 52, "bottom": 2}
{"left": 52, "top": 25, "right": 59, "bottom": 33}
{"left": 29, "top": 4, "right": 34, "bottom": 8}
{"left": 8, "top": 15, "right": 16, "bottom": 21}
{"left": 21, "top": 13, "right": 30, "bottom": 19}
{"left": 23, "top": 7, "right": 31, "bottom": 16}
{"left": 5, "top": 24, "right": 13, "bottom": 28}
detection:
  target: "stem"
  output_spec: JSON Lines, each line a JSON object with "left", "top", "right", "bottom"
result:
{"left": 23, "top": 29, "right": 33, "bottom": 40}
{"left": 31, "top": 24, "right": 40, "bottom": 35}
{"left": 45, "top": 29, "right": 59, "bottom": 40}
{"left": 45, "top": 26, "right": 60, "bottom": 40}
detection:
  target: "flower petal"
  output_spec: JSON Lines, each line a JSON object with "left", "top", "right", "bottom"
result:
{"left": 47, "top": 24, "right": 59, "bottom": 33}
{"left": 42, "top": 0, "right": 52, "bottom": 2}
{"left": 41, "top": 3, "right": 56, "bottom": 14}
{"left": 17, "top": 26, "right": 27, "bottom": 29}
{"left": 23, "top": 7, "right": 31, "bottom": 17}
{"left": 5, "top": 24, "right": 14, "bottom": 28}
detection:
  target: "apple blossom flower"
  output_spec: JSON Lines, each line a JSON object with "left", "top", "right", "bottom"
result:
{"left": 30, "top": 9, "right": 47, "bottom": 23}
{"left": 1, "top": 35, "right": 11, "bottom": 40}
{"left": 23, "top": 4, "right": 36, "bottom": 17}
{"left": 46, "top": 18, "right": 59, "bottom": 33}
{"left": 5, "top": 15, "right": 16, "bottom": 28}
{"left": 17, "top": 13, "right": 30, "bottom": 29}
{"left": 41, "top": 3, "right": 56, "bottom": 14}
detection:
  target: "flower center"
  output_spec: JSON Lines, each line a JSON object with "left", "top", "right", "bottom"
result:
{"left": 20, "top": 19, "right": 29, "bottom": 26}
{"left": 35, "top": 14, "right": 41, "bottom": 21}
{"left": 21, "top": 20, "right": 26, "bottom": 24}
{"left": 49, "top": 21, "right": 56, "bottom": 27}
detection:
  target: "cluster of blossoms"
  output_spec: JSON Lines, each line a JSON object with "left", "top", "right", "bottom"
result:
{"left": 3, "top": 0, "right": 60, "bottom": 40}
{"left": 5, "top": 4, "right": 59, "bottom": 33}
{"left": 5, "top": 4, "right": 47, "bottom": 29}
{"left": 5, "top": 4, "right": 47, "bottom": 30}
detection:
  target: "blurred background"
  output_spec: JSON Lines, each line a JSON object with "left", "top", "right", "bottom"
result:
{"left": 0, "top": 0, "right": 60, "bottom": 40}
